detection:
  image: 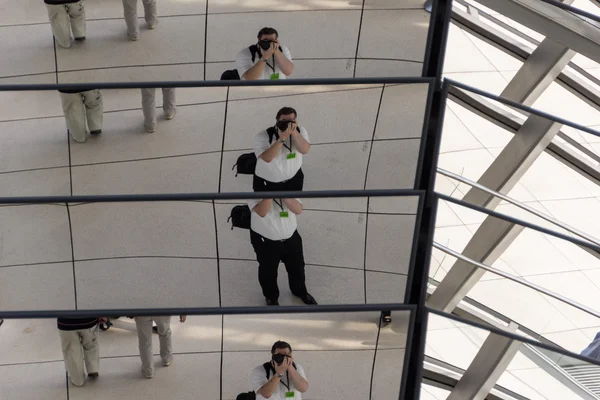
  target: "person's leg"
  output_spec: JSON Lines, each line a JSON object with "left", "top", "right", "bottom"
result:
{"left": 121, "top": 0, "right": 139, "bottom": 40}
{"left": 80, "top": 326, "right": 99, "bottom": 376}
{"left": 161, "top": 88, "right": 176, "bottom": 120}
{"left": 250, "top": 230, "right": 281, "bottom": 302}
{"left": 142, "top": 0, "right": 158, "bottom": 28}
{"left": 66, "top": 1, "right": 86, "bottom": 40}
{"left": 253, "top": 174, "right": 269, "bottom": 192}
{"left": 46, "top": 4, "right": 72, "bottom": 48}
{"left": 141, "top": 88, "right": 157, "bottom": 132}
{"left": 59, "top": 330, "right": 85, "bottom": 386}
{"left": 59, "top": 92, "right": 87, "bottom": 143}
{"left": 82, "top": 90, "right": 103, "bottom": 134}
{"left": 153, "top": 316, "right": 173, "bottom": 366}
{"left": 134, "top": 316, "right": 154, "bottom": 378}
{"left": 281, "top": 231, "right": 309, "bottom": 298}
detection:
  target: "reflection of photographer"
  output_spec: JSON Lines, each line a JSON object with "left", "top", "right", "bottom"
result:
{"left": 236, "top": 27, "right": 294, "bottom": 80}
{"left": 252, "top": 341, "right": 308, "bottom": 400}
{"left": 254, "top": 107, "right": 310, "bottom": 192}
{"left": 248, "top": 196, "right": 317, "bottom": 306}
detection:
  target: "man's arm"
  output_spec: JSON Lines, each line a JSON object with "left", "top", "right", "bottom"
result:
{"left": 252, "top": 199, "right": 273, "bottom": 218}
{"left": 241, "top": 59, "right": 267, "bottom": 80}
{"left": 258, "top": 140, "right": 285, "bottom": 163}
{"left": 291, "top": 128, "right": 310, "bottom": 154}
{"left": 282, "top": 198, "right": 303, "bottom": 215}
{"left": 274, "top": 43, "right": 294, "bottom": 76}
{"left": 257, "top": 376, "right": 282, "bottom": 399}
{"left": 288, "top": 364, "right": 308, "bottom": 393}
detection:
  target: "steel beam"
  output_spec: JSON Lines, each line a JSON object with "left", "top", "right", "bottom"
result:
{"left": 447, "top": 322, "right": 520, "bottom": 400}
{"left": 476, "top": 0, "right": 600, "bottom": 66}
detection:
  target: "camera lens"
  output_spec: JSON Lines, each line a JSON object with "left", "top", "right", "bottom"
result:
{"left": 259, "top": 40, "right": 272, "bottom": 50}
{"left": 272, "top": 354, "right": 286, "bottom": 364}
{"left": 276, "top": 120, "right": 290, "bottom": 131}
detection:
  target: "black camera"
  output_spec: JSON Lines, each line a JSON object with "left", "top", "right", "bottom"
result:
{"left": 276, "top": 120, "right": 294, "bottom": 131}
{"left": 272, "top": 353, "right": 288, "bottom": 365}
{"left": 258, "top": 40, "right": 273, "bottom": 50}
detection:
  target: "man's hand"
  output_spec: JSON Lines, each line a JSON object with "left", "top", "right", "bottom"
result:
{"left": 179, "top": 315, "right": 187, "bottom": 323}
{"left": 272, "top": 356, "right": 291, "bottom": 375}
{"left": 277, "top": 126, "right": 293, "bottom": 140}
{"left": 286, "top": 354, "right": 295, "bottom": 371}
{"left": 262, "top": 41, "right": 277, "bottom": 58}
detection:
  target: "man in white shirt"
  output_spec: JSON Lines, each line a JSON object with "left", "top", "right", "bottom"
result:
{"left": 253, "top": 107, "right": 310, "bottom": 192}
{"left": 251, "top": 341, "right": 309, "bottom": 400}
{"left": 236, "top": 27, "right": 294, "bottom": 80}
{"left": 248, "top": 195, "right": 316, "bottom": 306}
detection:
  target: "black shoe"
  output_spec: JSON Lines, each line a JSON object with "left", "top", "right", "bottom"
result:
{"left": 90, "top": 129, "right": 101, "bottom": 135}
{"left": 75, "top": 36, "right": 86, "bottom": 41}
{"left": 266, "top": 298, "right": 279, "bottom": 306}
{"left": 152, "top": 326, "right": 158, "bottom": 334}
{"left": 300, "top": 293, "right": 318, "bottom": 305}
{"left": 88, "top": 372, "right": 98, "bottom": 378}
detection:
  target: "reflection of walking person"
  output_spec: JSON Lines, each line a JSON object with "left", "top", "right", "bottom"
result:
{"left": 57, "top": 317, "right": 104, "bottom": 386}
{"left": 134, "top": 315, "right": 186, "bottom": 379}
{"left": 141, "top": 88, "right": 176, "bottom": 133}
{"left": 59, "top": 89, "right": 103, "bottom": 143}
{"left": 122, "top": 0, "right": 158, "bottom": 41}
{"left": 45, "top": 0, "right": 86, "bottom": 48}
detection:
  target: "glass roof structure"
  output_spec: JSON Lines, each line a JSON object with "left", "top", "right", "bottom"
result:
{"left": 2, "top": 0, "right": 600, "bottom": 399}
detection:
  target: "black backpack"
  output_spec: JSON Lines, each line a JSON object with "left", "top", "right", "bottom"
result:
{"left": 232, "top": 127, "right": 287, "bottom": 176}
{"left": 220, "top": 46, "right": 260, "bottom": 81}
{"left": 228, "top": 205, "right": 251, "bottom": 230}
{"left": 235, "top": 362, "right": 297, "bottom": 400}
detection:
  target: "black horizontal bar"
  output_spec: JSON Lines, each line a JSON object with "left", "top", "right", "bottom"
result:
{"left": 0, "top": 303, "right": 416, "bottom": 319}
{"left": 0, "top": 189, "right": 423, "bottom": 204}
{"left": 0, "top": 77, "right": 432, "bottom": 91}
{"left": 444, "top": 78, "right": 600, "bottom": 138}
{"left": 538, "top": 0, "right": 600, "bottom": 24}
{"left": 436, "top": 193, "right": 600, "bottom": 254}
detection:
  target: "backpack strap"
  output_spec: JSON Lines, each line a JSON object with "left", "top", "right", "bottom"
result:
{"left": 266, "top": 127, "right": 279, "bottom": 144}
{"left": 249, "top": 45, "right": 258, "bottom": 63}
{"left": 263, "top": 362, "right": 272, "bottom": 380}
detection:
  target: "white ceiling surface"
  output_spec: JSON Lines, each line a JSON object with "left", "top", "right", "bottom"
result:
{"left": 0, "top": 0, "right": 430, "bottom": 81}
{"left": 0, "top": 311, "right": 409, "bottom": 400}
{"left": 0, "top": 83, "right": 426, "bottom": 311}
{"left": 431, "top": 3, "right": 600, "bottom": 399}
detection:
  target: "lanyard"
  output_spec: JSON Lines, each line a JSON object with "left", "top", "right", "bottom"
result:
{"left": 265, "top": 55, "right": 276, "bottom": 73}
{"left": 273, "top": 199, "right": 284, "bottom": 211}
{"left": 280, "top": 371, "right": 290, "bottom": 391}
{"left": 282, "top": 135, "right": 292, "bottom": 152}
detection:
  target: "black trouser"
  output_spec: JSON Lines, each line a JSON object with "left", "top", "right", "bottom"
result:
{"left": 253, "top": 168, "right": 304, "bottom": 192}
{"left": 250, "top": 229, "right": 308, "bottom": 301}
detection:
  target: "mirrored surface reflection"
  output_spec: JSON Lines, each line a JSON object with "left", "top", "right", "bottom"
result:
{"left": 0, "top": 0, "right": 431, "bottom": 82}
{"left": 0, "top": 195, "right": 420, "bottom": 311}
{"left": 0, "top": 310, "right": 411, "bottom": 399}
{"left": 0, "top": 83, "right": 429, "bottom": 197}
{"left": 424, "top": 310, "right": 600, "bottom": 400}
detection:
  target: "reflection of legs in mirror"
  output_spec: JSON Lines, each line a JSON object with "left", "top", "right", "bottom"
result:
{"left": 46, "top": 4, "right": 73, "bottom": 48}
{"left": 251, "top": 230, "right": 281, "bottom": 305}
{"left": 282, "top": 231, "right": 317, "bottom": 305}
{"left": 59, "top": 92, "right": 88, "bottom": 143}
{"left": 67, "top": 1, "right": 86, "bottom": 41}
{"left": 162, "top": 88, "right": 176, "bottom": 120}
{"left": 80, "top": 327, "right": 100, "bottom": 378}
{"left": 122, "top": 0, "right": 140, "bottom": 40}
{"left": 381, "top": 311, "right": 392, "bottom": 324}
{"left": 154, "top": 316, "right": 173, "bottom": 366}
{"left": 143, "top": 0, "right": 158, "bottom": 29}
{"left": 59, "top": 330, "right": 86, "bottom": 386}
{"left": 141, "top": 88, "right": 157, "bottom": 132}
{"left": 83, "top": 90, "right": 103, "bottom": 135}
{"left": 134, "top": 317, "right": 155, "bottom": 378}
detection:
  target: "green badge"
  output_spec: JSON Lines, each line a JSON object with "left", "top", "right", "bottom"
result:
{"left": 270, "top": 73, "right": 280, "bottom": 80}
{"left": 280, "top": 211, "right": 289, "bottom": 218}
{"left": 285, "top": 392, "right": 295, "bottom": 398}
{"left": 286, "top": 152, "right": 297, "bottom": 160}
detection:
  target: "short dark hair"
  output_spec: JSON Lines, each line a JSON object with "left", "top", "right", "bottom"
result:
{"left": 258, "top": 27, "right": 279, "bottom": 39}
{"left": 276, "top": 107, "right": 297, "bottom": 120}
{"left": 271, "top": 341, "right": 292, "bottom": 354}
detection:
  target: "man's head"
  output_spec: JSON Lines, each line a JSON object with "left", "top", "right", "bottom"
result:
{"left": 271, "top": 340, "right": 292, "bottom": 363}
{"left": 275, "top": 107, "right": 297, "bottom": 132}
{"left": 257, "top": 27, "right": 279, "bottom": 50}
